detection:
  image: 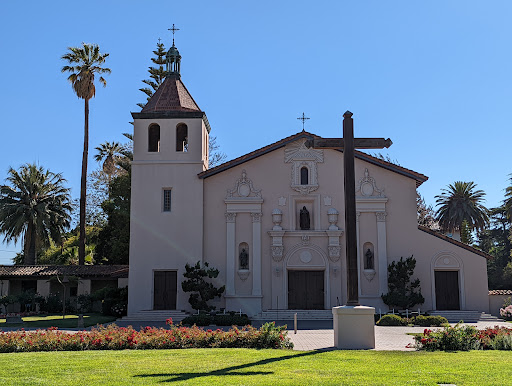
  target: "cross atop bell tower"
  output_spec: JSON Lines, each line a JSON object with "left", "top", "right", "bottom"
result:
{"left": 166, "top": 24, "right": 181, "bottom": 78}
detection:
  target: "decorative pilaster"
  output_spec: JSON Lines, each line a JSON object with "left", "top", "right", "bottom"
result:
{"left": 376, "top": 211, "right": 388, "bottom": 296}
{"left": 269, "top": 230, "right": 285, "bottom": 262}
{"left": 326, "top": 230, "right": 343, "bottom": 262}
{"left": 251, "top": 212, "right": 262, "bottom": 296}
{"left": 356, "top": 211, "right": 361, "bottom": 297}
{"left": 225, "top": 212, "right": 237, "bottom": 296}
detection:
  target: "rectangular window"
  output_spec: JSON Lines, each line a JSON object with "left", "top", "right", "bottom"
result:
{"left": 163, "top": 189, "right": 172, "bottom": 212}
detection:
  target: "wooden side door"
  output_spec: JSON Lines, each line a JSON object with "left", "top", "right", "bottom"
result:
{"left": 154, "top": 271, "right": 177, "bottom": 310}
{"left": 435, "top": 271, "right": 460, "bottom": 310}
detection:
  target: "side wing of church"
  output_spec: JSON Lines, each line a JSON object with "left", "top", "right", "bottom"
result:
{"left": 128, "top": 41, "right": 490, "bottom": 317}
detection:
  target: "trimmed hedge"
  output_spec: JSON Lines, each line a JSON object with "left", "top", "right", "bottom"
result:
{"left": 412, "top": 315, "right": 448, "bottom": 327}
{"left": 376, "top": 314, "right": 407, "bottom": 326}
{"left": 182, "top": 313, "right": 251, "bottom": 326}
{"left": 377, "top": 314, "right": 449, "bottom": 327}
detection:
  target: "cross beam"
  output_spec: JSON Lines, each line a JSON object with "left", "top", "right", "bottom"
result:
{"left": 307, "top": 111, "right": 392, "bottom": 306}
{"left": 306, "top": 137, "right": 392, "bottom": 150}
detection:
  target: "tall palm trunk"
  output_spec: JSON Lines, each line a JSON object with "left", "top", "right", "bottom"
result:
{"left": 24, "top": 222, "right": 37, "bottom": 265}
{"left": 79, "top": 98, "right": 89, "bottom": 265}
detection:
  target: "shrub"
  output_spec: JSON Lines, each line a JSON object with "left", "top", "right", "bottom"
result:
{"left": 181, "top": 261, "right": 225, "bottom": 311}
{"left": 0, "top": 322, "right": 293, "bottom": 352}
{"left": 77, "top": 294, "right": 93, "bottom": 313}
{"left": 500, "top": 305, "right": 512, "bottom": 321}
{"left": 182, "top": 314, "right": 212, "bottom": 326}
{"left": 92, "top": 287, "right": 127, "bottom": 317}
{"left": 381, "top": 256, "right": 425, "bottom": 309}
{"left": 39, "top": 293, "right": 63, "bottom": 313}
{"left": 415, "top": 324, "right": 481, "bottom": 351}
{"left": 376, "top": 314, "right": 407, "bottom": 326}
{"left": 182, "top": 313, "right": 251, "bottom": 326}
{"left": 413, "top": 315, "right": 448, "bottom": 327}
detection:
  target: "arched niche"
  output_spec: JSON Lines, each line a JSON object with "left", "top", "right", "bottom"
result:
{"left": 363, "top": 242, "right": 375, "bottom": 270}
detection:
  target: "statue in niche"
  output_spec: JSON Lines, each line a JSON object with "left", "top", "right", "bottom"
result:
{"left": 239, "top": 248, "right": 249, "bottom": 270}
{"left": 299, "top": 206, "right": 310, "bottom": 230}
{"left": 365, "top": 248, "right": 374, "bottom": 270}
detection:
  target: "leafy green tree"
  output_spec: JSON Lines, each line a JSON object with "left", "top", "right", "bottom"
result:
{"left": 62, "top": 43, "right": 110, "bottom": 265}
{"left": 478, "top": 206, "right": 512, "bottom": 289}
{"left": 505, "top": 175, "right": 512, "bottom": 220}
{"left": 435, "top": 181, "right": 489, "bottom": 235}
{"left": 94, "top": 172, "right": 131, "bottom": 264}
{"left": 381, "top": 256, "right": 425, "bottom": 309}
{"left": 0, "top": 164, "right": 72, "bottom": 265}
{"left": 417, "top": 193, "right": 439, "bottom": 230}
{"left": 138, "top": 40, "right": 167, "bottom": 109}
{"left": 181, "top": 261, "right": 225, "bottom": 311}
{"left": 37, "top": 227, "right": 99, "bottom": 265}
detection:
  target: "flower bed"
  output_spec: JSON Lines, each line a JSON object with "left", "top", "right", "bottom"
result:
{"left": 414, "top": 324, "right": 512, "bottom": 351}
{"left": 0, "top": 321, "right": 293, "bottom": 353}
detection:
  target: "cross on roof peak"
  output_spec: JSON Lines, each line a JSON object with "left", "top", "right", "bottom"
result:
{"left": 168, "top": 24, "right": 180, "bottom": 46}
{"left": 297, "top": 112, "right": 310, "bottom": 131}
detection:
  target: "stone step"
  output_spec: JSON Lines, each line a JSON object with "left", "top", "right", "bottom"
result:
{"left": 253, "top": 309, "right": 334, "bottom": 321}
{"left": 429, "top": 311, "right": 504, "bottom": 323}
{"left": 121, "top": 310, "right": 190, "bottom": 322}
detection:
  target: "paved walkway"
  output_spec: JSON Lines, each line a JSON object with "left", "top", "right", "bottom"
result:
{"left": 288, "top": 321, "right": 511, "bottom": 351}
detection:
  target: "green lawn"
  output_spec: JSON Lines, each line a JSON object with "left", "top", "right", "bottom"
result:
{"left": 0, "top": 314, "right": 116, "bottom": 329}
{"left": 0, "top": 349, "right": 511, "bottom": 385}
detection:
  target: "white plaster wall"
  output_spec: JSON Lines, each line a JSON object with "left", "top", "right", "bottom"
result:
{"left": 202, "top": 141, "right": 489, "bottom": 314}
{"left": 128, "top": 117, "right": 207, "bottom": 315}
{"left": 131, "top": 131, "right": 490, "bottom": 316}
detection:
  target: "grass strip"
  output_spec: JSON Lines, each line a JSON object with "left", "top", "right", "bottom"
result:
{"left": 0, "top": 349, "right": 511, "bottom": 385}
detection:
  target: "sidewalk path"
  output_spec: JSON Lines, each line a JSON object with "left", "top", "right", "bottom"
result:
{"left": 288, "top": 321, "right": 511, "bottom": 351}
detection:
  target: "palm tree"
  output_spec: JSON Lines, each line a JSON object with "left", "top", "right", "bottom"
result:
{"left": 435, "top": 181, "right": 489, "bottom": 236}
{"left": 94, "top": 141, "right": 125, "bottom": 187}
{"left": 62, "top": 43, "right": 110, "bottom": 265}
{"left": 0, "top": 164, "right": 72, "bottom": 265}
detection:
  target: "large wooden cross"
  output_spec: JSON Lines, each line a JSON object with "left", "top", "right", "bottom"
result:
{"left": 306, "top": 111, "right": 392, "bottom": 306}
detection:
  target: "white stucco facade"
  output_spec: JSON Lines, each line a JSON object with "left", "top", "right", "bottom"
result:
{"left": 128, "top": 53, "right": 489, "bottom": 317}
{"left": 128, "top": 119, "right": 490, "bottom": 316}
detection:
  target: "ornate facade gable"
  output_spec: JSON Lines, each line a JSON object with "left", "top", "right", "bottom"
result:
{"left": 226, "top": 170, "right": 262, "bottom": 198}
{"left": 285, "top": 139, "right": 324, "bottom": 195}
{"left": 284, "top": 139, "right": 324, "bottom": 163}
{"left": 356, "top": 168, "right": 385, "bottom": 197}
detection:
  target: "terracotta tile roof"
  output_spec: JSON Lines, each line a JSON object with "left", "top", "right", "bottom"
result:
{"left": 0, "top": 265, "right": 129, "bottom": 278}
{"left": 418, "top": 226, "right": 492, "bottom": 259}
{"left": 198, "top": 131, "right": 428, "bottom": 186}
{"left": 141, "top": 75, "right": 200, "bottom": 113}
{"left": 489, "top": 289, "right": 512, "bottom": 295}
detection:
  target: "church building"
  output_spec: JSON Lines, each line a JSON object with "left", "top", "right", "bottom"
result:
{"left": 127, "top": 40, "right": 490, "bottom": 319}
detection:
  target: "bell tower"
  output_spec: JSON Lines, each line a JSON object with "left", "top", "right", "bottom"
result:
{"left": 128, "top": 30, "right": 210, "bottom": 315}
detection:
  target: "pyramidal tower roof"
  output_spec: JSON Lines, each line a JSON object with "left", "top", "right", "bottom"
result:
{"left": 141, "top": 74, "right": 201, "bottom": 113}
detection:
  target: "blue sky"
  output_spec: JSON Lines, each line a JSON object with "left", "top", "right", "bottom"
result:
{"left": 1, "top": 1, "right": 511, "bottom": 264}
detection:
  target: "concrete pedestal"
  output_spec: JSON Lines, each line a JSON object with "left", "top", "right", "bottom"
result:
{"left": 332, "top": 306, "right": 375, "bottom": 349}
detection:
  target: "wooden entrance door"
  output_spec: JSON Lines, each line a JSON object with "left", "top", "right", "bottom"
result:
{"left": 435, "top": 271, "right": 460, "bottom": 310}
{"left": 154, "top": 271, "right": 177, "bottom": 310}
{"left": 288, "top": 271, "right": 324, "bottom": 309}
